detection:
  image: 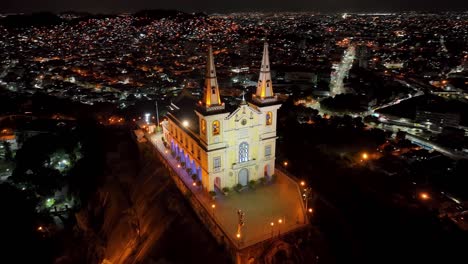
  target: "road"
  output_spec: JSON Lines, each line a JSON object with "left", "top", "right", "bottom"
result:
{"left": 330, "top": 45, "right": 355, "bottom": 96}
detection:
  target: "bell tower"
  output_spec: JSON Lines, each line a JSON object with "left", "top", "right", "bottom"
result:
{"left": 252, "top": 42, "right": 277, "bottom": 104}
{"left": 200, "top": 45, "right": 224, "bottom": 111}
{"left": 250, "top": 42, "right": 282, "bottom": 181}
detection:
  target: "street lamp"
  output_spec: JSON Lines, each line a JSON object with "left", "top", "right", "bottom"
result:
{"left": 278, "top": 218, "right": 283, "bottom": 236}
{"left": 303, "top": 187, "right": 312, "bottom": 217}
{"left": 211, "top": 203, "right": 216, "bottom": 217}
{"left": 283, "top": 161, "right": 288, "bottom": 167}
{"left": 419, "top": 192, "right": 430, "bottom": 200}
{"left": 236, "top": 232, "right": 241, "bottom": 247}
{"left": 144, "top": 113, "right": 150, "bottom": 124}
{"left": 362, "top": 152, "right": 368, "bottom": 160}
{"left": 300, "top": 181, "right": 305, "bottom": 187}
{"left": 270, "top": 222, "right": 275, "bottom": 238}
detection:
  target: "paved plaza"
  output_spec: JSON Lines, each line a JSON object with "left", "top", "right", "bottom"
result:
{"left": 149, "top": 133, "right": 308, "bottom": 248}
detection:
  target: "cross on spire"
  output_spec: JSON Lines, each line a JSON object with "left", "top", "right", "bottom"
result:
{"left": 240, "top": 90, "right": 246, "bottom": 104}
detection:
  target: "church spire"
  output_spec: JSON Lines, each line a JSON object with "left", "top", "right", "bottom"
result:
{"left": 202, "top": 45, "right": 223, "bottom": 109}
{"left": 255, "top": 42, "right": 274, "bottom": 99}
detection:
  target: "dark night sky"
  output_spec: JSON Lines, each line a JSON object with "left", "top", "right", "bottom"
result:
{"left": 0, "top": 0, "right": 467, "bottom": 14}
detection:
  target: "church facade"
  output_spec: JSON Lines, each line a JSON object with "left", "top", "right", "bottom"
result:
{"left": 162, "top": 43, "right": 281, "bottom": 192}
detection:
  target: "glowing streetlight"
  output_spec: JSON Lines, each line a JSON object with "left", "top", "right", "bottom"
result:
{"left": 270, "top": 222, "right": 275, "bottom": 238}
{"left": 419, "top": 192, "right": 430, "bottom": 200}
{"left": 278, "top": 218, "right": 283, "bottom": 236}
{"left": 37, "top": 226, "right": 43, "bottom": 231}
{"left": 211, "top": 203, "right": 216, "bottom": 217}
{"left": 308, "top": 208, "right": 313, "bottom": 213}
{"left": 283, "top": 161, "right": 288, "bottom": 167}
{"left": 144, "top": 113, "right": 150, "bottom": 124}
{"left": 182, "top": 120, "right": 189, "bottom": 127}
{"left": 362, "top": 153, "right": 369, "bottom": 160}
{"left": 300, "top": 181, "right": 305, "bottom": 187}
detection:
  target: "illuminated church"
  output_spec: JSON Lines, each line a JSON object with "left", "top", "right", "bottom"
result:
{"left": 162, "top": 43, "right": 281, "bottom": 192}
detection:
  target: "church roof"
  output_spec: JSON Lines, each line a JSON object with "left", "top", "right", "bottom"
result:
{"left": 167, "top": 94, "right": 200, "bottom": 134}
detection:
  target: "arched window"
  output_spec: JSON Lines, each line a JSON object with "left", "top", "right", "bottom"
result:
{"left": 212, "top": 120, "right": 220, "bottom": 135}
{"left": 266, "top": 112, "right": 273, "bottom": 125}
{"left": 201, "top": 119, "right": 206, "bottom": 134}
{"left": 239, "top": 142, "right": 249, "bottom": 163}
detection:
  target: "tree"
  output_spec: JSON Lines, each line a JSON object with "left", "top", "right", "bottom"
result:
{"left": 0, "top": 183, "right": 53, "bottom": 263}
{"left": 2, "top": 141, "right": 13, "bottom": 161}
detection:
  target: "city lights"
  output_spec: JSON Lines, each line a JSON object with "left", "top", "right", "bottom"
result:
{"left": 1, "top": 7, "right": 466, "bottom": 262}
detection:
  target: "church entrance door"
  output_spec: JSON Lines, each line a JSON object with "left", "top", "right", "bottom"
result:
{"left": 238, "top": 168, "right": 249, "bottom": 186}
{"left": 214, "top": 177, "right": 221, "bottom": 190}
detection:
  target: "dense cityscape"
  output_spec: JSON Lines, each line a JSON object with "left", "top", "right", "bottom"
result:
{"left": 0, "top": 8, "right": 467, "bottom": 264}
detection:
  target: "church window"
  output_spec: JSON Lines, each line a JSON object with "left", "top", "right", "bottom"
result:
{"left": 213, "top": 120, "right": 220, "bottom": 135}
{"left": 265, "top": 145, "right": 271, "bottom": 157}
{"left": 239, "top": 142, "right": 249, "bottom": 163}
{"left": 201, "top": 119, "right": 206, "bottom": 134}
{"left": 212, "top": 86, "right": 216, "bottom": 94}
{"left": 213, "top": 157, "right": 221, "bottom": 170}
{"left": 266, "top": 112, "right": 273, "bottom": 125}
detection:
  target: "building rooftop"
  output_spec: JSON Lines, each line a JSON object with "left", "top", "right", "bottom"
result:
{"left": 167, "top": 94, "right": 201, "bottom": 135}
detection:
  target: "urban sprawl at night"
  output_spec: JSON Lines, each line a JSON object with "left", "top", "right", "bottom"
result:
{"left": 0, "top": 8, "right": 467, "bottom": 264}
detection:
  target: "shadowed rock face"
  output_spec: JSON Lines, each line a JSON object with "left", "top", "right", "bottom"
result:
{"left": 74, "top": 128, "right": 230, "bottom": 264}
{"left": 262, "top": 240, "right": 302, "bottom": 264}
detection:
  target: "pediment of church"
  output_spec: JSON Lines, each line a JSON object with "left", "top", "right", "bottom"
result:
{"left": 226, "top": 103, "right": 261, "bottom": 122}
